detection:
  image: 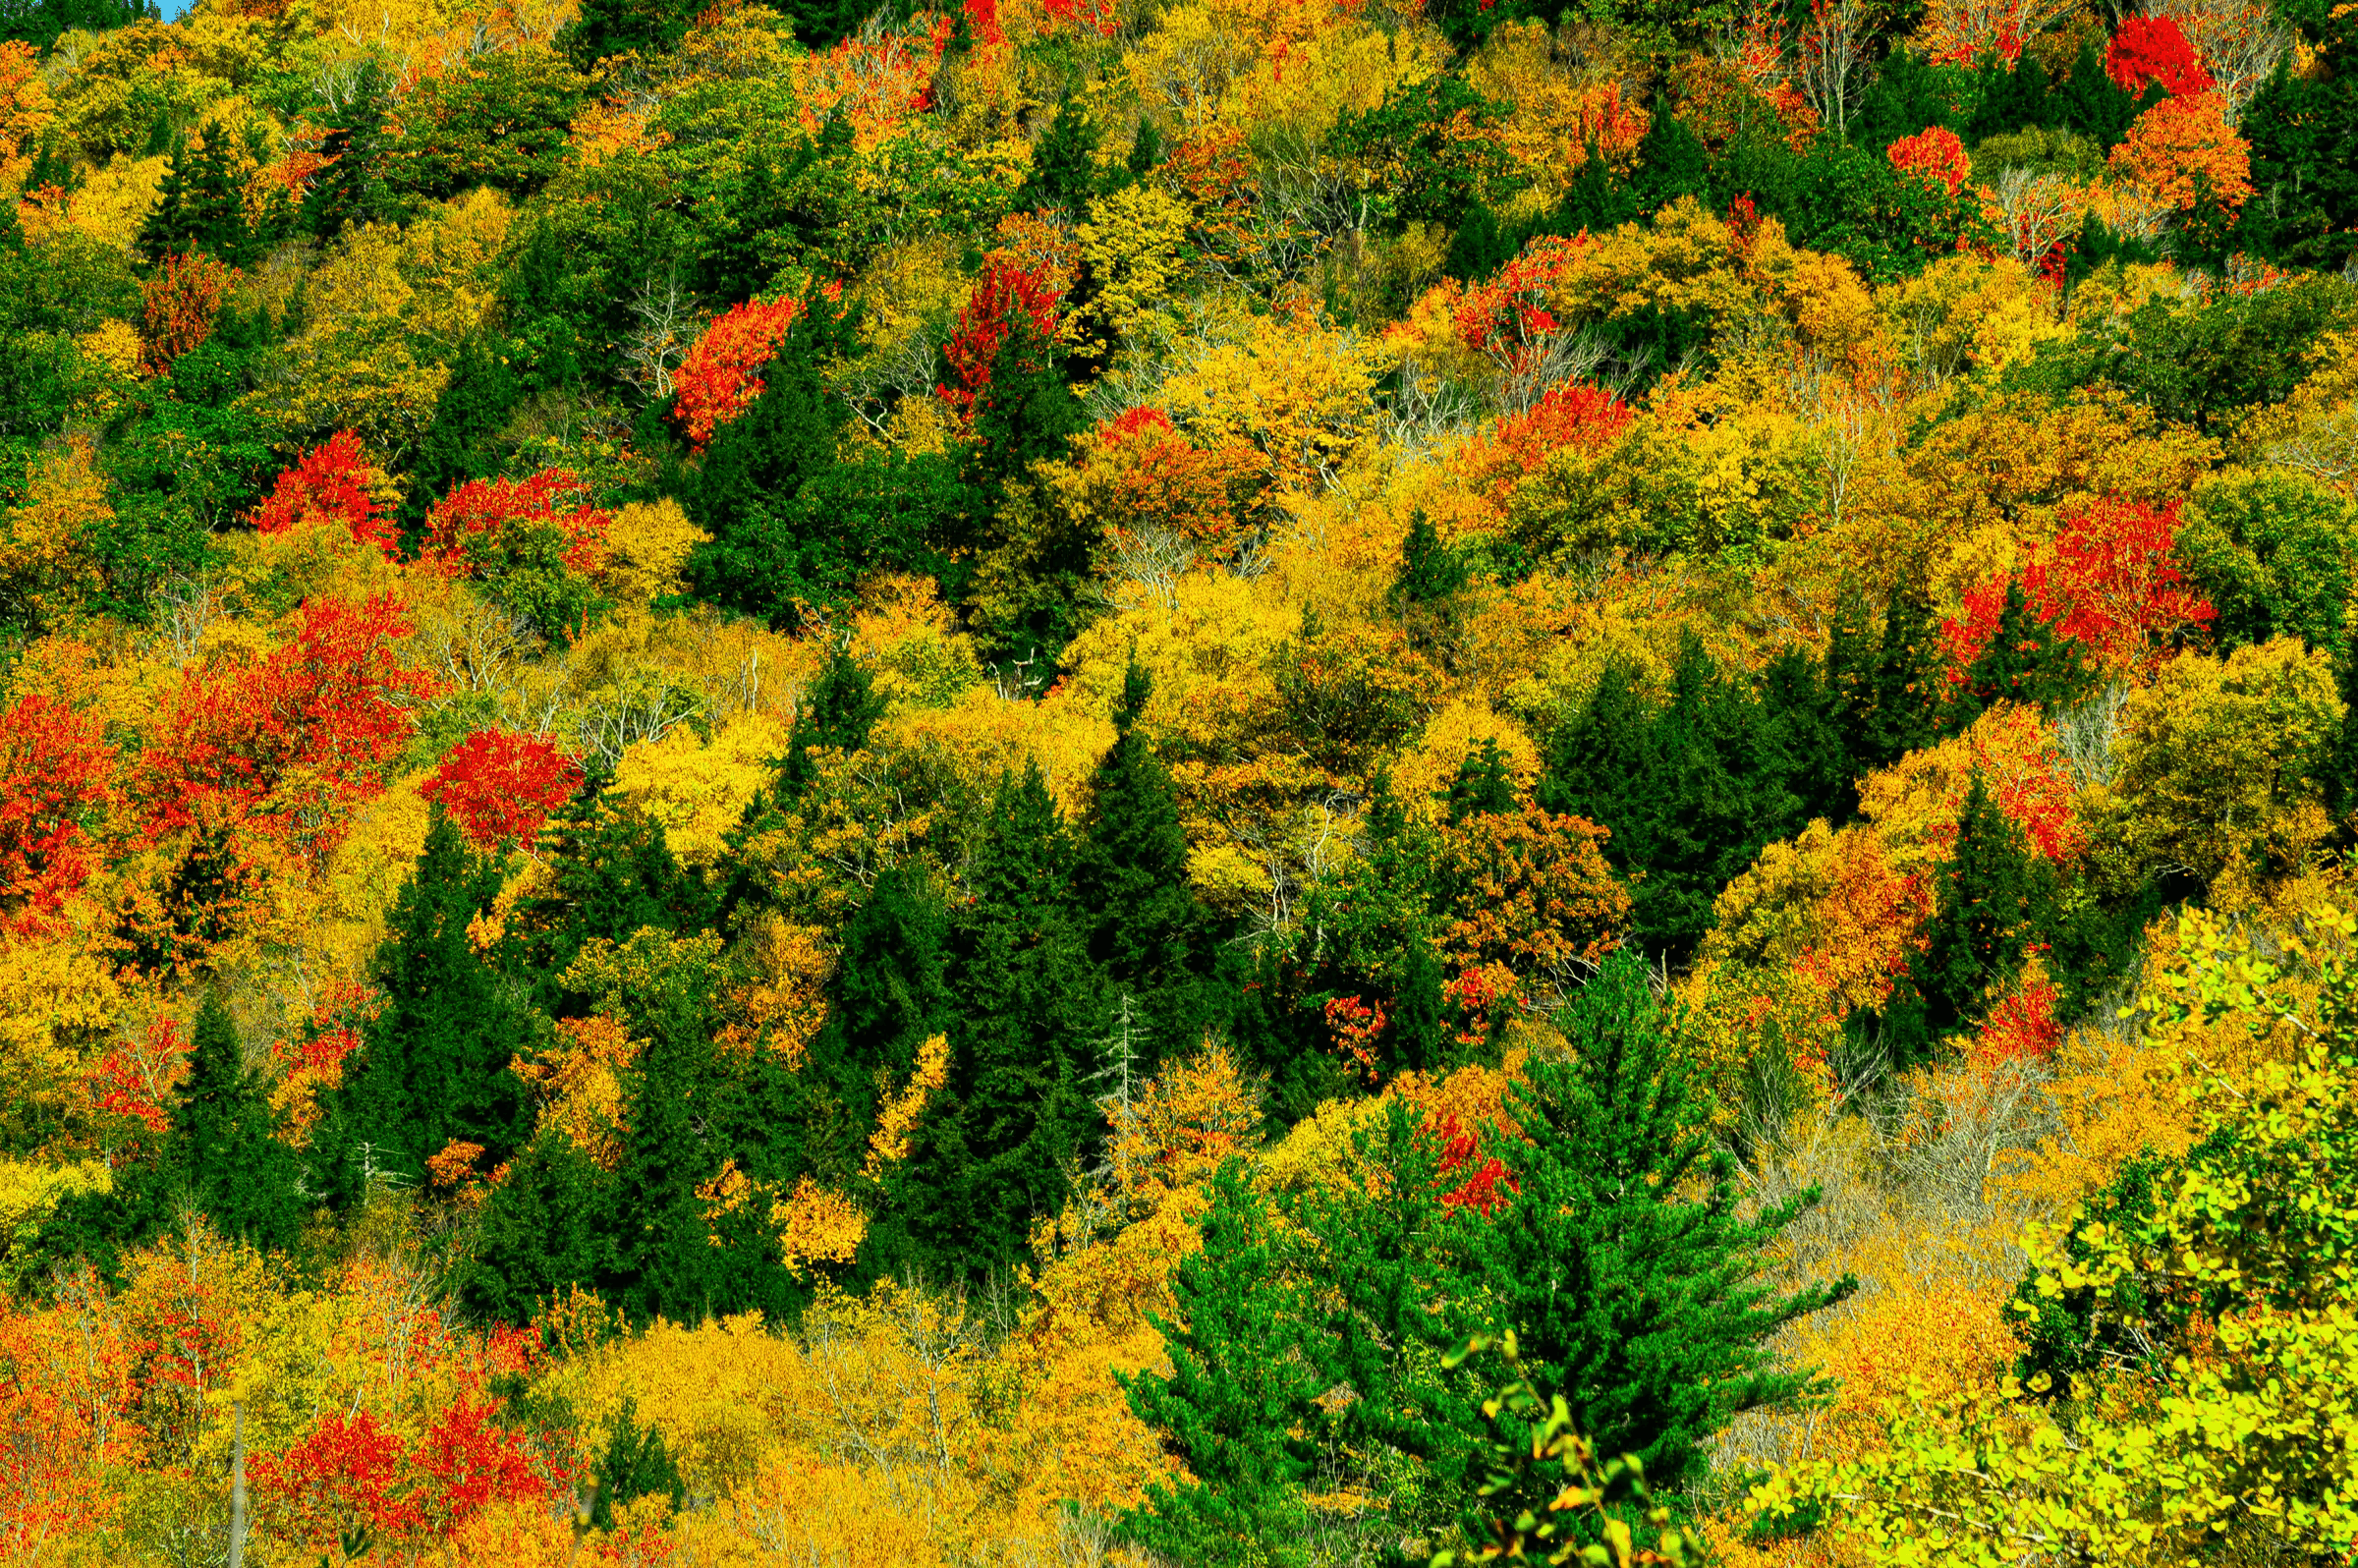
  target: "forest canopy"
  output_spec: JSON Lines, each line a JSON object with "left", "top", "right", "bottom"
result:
{"left": 1, "top": 0, "right": 2356, "bottom": 1557}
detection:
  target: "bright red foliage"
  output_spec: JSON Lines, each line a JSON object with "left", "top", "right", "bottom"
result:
{"left": 1886, "top": 126, "right": 1971, "bottom": 196}
{"left": 1431, "top": 1110, "right": 1520, "bottom": 1215}
{"left": 1970, "top": 977, "right": 2062, "bottom": 1066}
{"left": 672, "top": 298, "right": 804, "bottom": 452}
{"left": 137, "top": 594, "right": 437, "bottom": 854}
{"left": 1453, "top": 237, "right": 1592, "bottom": 375}
{"left": 421, "top": 470, "right": 611, "bottom": 579}
{"left": 937, "top": 257, "right": 1065, "bottom": 421}
{"left": 421, "top": 728, "right": 584, "bottom": 851}
{"left": 2105, "top": 15, "right": 2213, "bottom": 97}
{"left": 253, "top": 1410, "right": 423, "bottom": 1543}
{"left": 253, "top": 430, "right": 395, "bottom": 556}
{"left": 0, "top": 694, "right": 116, "bottom": 937}
{"left": 1491, "top": 382, "right": 1635, "bottom": 471}
{"left": 1039, "top": 0, "right": 1116, "bottom": 35}
{"left": 1942, "top": 495, "right": 2215, "bottom": 682}
{"left": 417, "top": 1400, "right": 546, "bottom": 1528}
{"left": 87, "top": 1016, "right": 191, "bottom": 1140}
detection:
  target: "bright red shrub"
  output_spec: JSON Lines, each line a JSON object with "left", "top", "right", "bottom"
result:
{"left": 2105, "top": 14, "right": 2213, "bottom": 97}
{"left": 1491, "top": 381, "right": 1635, "bottom": 471}
{"left": 417, "top": 1400, "right": 546, "bottom": 1528}
{"left": 1886, "top": 126, "right": 1971, "bottom": 195}
{"left": 1431, "top": 1110, "right": 1520, "bottom": 1215}
{"left": 253, "top": 431, "right": 395, "bottom": 556}
{"left": 1970, "top": 977, "right": 2061, "bottom": 1066}
{"left": 0, "top": 694, "right": 116, "bottom": 937}
{"left": 937, "top": 256, "right": 1065, "bottom": 421}
{"left": 421, "top": 729, "right": 583, "bottom": 851}
{"left": 672, "top": 298, "right": 804, "bottom": 452}
{"left": 1453, "top": 237, "right": 1591, "bottom": 376}
{"left": 87, "top": 1016, "right": 191, "bottom": 1141}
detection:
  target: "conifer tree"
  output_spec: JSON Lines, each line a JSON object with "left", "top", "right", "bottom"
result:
{"left": 1076, "top": 657, "right": 1207, "bottom": 1065}
{"left": 2326, "top": 638, "right": 2358, "bottom": 844}
{"left": 772, "top": 640, "right": 884, "bottom": 802}
{"left": 1759, "top": 644, "right": 1848, "bottom": 826}
{"left": 302, "top": 77, "right": 393, "bottom": 239}
{"left": 512, "top": 781, "right": 709, "bottom": 1002}
{"left": 314, "top": 810, "right": 533, "bottom": 1204}
{"left": 1627, "top": 104, "right": 1711, "bottom": 215}
{"left": 174, "top": 991, "right": 303, "bottom": 1252}
{"left": 1898, "top": 773, "right": 2052, "bottom": 1057}
{"left": 912, "top": 762, "right": 1101, "bottom": 1277}
{"left": 1463, "top": 954, "right": 1855, "bottom": 1489}
{"left": 1953, "top": 576, "right": 2093, "bottom": 725}
{"left": 1445, "top": 738, "right": 1516, "bottom": 823}
{"left": 1125, "top": 116, "right": 1163, "bottom": 181}
{"left": 1018, "top": 96, "right": 1102, "bottom": 217}
{"left": 1121, "top": 1162, "right": 1326, "bottom": 1566}
{"left": 1861, "top": 578, "right": 1946, "bottom": 765}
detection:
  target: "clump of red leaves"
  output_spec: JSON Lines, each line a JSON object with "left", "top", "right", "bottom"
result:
{"left": 253, "top": 430, "right": 396, "bottom": 557}
{"left": 937, "top": 256, "right": 1065, "bottom": 422}
{"left": 0, "top": 693, "right": 116, "bottom": 938}
{"left": 421, "top": 728, "right": 584, "bottom": 851}
{"left": 2105, "top": 14, "right": 2213, "bottom": 98}
{"left": 672, "top": 298, "right": 805, "bottom": 452}
{"left": 421, "top": 470, "right": 611, "bottom": 580}
{"left": 1886, "top": 126, "right": 1971, "bottom": 196}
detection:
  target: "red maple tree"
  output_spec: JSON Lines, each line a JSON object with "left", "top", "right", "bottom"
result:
{"left": 421, "top": 728, "right": 584, "bottom": 851}
{"left": 1886, "top": 126, "right": 1971, "bottom": 195}
{"left": 0, "top": 693, "right": 117, "bottom": 937}
{"left": 672, "top": 298, "right": 805, "bottom": 452}
{"left": 2105, "top": 14, "right": 2213, "bottom": 97}
{"left": 137, "top": 593, "right": 439, "bottom": 856}
{"left": 253, "top": 430, "right": 396, "bottom": 557}
{"left": 140, "top": 252, "right": 236, "bottom": 375}
{"left": 1942, "top": 495, "right": 2215, "bottom": 681}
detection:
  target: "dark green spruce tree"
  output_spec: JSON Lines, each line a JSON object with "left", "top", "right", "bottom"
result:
{"left": 771, "top": 639, "right": 886, "bottom": 803}
{"left": 1880, "top": 773, "right": 2053, "bottom": 1067}
{"left": 1952, "top": 576, "right": 2092, "bottom": 726}
{"left": 173, "top": 990, "right": 304, "bottom": 1251}
{"left": 1075, "top": 655, "right": 1215, "bottom": 1068}
{"left": 1017, "top": 95, "right": 1102, "bottom": 217}
{"left": 906, "top": 762, "right": 1102, "bottom": 1279}
{"left": 313, "top": 810, "right": 534, "bottom": 1204}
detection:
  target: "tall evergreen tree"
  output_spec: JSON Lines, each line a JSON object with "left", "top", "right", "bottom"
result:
{"left": 1075, "top": 656, "right": 1208, "bottom": 1066}
{"left": 686, "top": 299, "right": 866, "bottom": 626}
{"left": 1445, "top": 738, "right": 1517, "bottom": 823}
{"left": 302, "top": 76, "right": 394, "bottom": 239}
{"left": 512, "top": 782, "right": 710, "bottom": 1004}
{"left": 1860, "top": 578, "right": 1946, "bottom": 766}
{"left": 174, "top": 991, "right": 304, "bottom": 1252}
{"left": 908, "top": 762, "right": 1101, "bottom": 1278}
{"left": 1891, "top": 773, "right": 2052, "bottom": 1061}
{"left": 313, "top": 811, "right": 534, "bottom": 1204}
{"left": 1017, "top": 96, "right": 1102, "bottom": 217}
{"left": 1458, "top": 954, "right": 1855, "bottom": 1489}
{"left": 2327, "top": 638, "right": 2358, "bottom": 845}
{"left": 772, "top": 640, "right": 885, "bottom": 802}
{"left": 1953, "top": 576, "right": 2093, "bottom": 724}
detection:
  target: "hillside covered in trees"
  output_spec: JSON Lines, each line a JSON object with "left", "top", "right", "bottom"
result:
{"left": 1, "top": 0, "right": 2357, "bottom": 1555}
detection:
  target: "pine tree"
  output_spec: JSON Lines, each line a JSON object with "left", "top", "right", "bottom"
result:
{"left": 772, "top": 640, "right": 885, "bottom": 802}
{"left": 1075, "top": 656, "right": 1207, "bottom": 1065}
{"left": 1907, "top": 773, "right": 2051, "bottom": 1049}
{"left": 1862, "top": 578, "right": 1946, "bottom": 764}
{"left": 2327, "top": 637, "right": 2358, "bottom": 844}
{"left": 1445, "top": 738, "right": 1516, "bottom": 823}
{"left": 315, "top": 810, "right": 533, "bottom": 1204}
{"left": 174, "top": 991, "right": 303, "bottom": 1252}
{"left": 1121, "top": 1162, "right": 1326, "bottom": 1566}
{"left": 302, "top": 77, "right": 393, "bottom": 239}
{"left": 1018, "top": 95, "right": 1102, "bottom": 217}
{"left": 512, "top": 782, "right": 710, "bottom": 1003}
{"left": 1955, "top": 576, "right": 2093, "bottom": 725}
{"left": 589, "top": 1401, "right": 688, "bottom": 1528}
{"left": 1759, "top": 644, "right": 1848, "bottom": 826}
{"left": 460, "top": 1128, "right": 614, "bottom": 1323}
{"left": 1627, "top": 103, "right": 1711, "bottom": 215}
{"left": 686, "top": 300, "right": 863, "bottom": 627}
{"left": 1467, "top": 954, "right": 1855, "bottom": 1489}
{"left": 912, "top": 762, "right": 1101, "bottom": 1278}
{"left": 1125, "top": 116, "right": 1163, "bottom": 181}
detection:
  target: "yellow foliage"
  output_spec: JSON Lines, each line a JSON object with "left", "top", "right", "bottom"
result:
{"left": 866, "top": 1031, "right": 948, "bottom": 1178}
{"left": 598, "top": 499, "right": 708, "bottom": 606}
{"left": 1879, "top": 252, "right": 2070, "bottom": 380}
{"left": 1388, "top": 699, "right": 1540, "bottom": 818}
{"left": 514, "top": 1013, "right": 637, "bottom": 1169}
{"left": 722, "top": 911, "right": 831, "bottom": 1064}
{"left": 1076, "top": 182, "right": 1193, "bottom": 355}
{"left": 0, "top": 436, "right": 110, "bottom": 632}
{"left": 1155, "top": 308, "right": 1395, "bottom": 498}
{"left": 2105, "top": 636, "right": 2344, "bottom": 886}
{"left": 610, "top": 709, "right": 792, "bottom": 864}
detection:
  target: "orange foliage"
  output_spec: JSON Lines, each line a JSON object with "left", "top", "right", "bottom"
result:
{"left": 1941, "top": 494, "right": 2216, "bottom": 680}
{"left": 1453, "top": 235, "right": 1593, "bottom": 376}
{"left": 1071, "top": 407, "right": 1261, "bottom": 564}
{"left": 1858, "top": 703, "right": 2088, "bottom": 865}
{"left": 85, "top": 1015, "right": 190, "bottom": 1144}
{"left": 1434, "top": 806, "right": 1629, "bottom": 988}
{"left": 139, "top": 252, "right": 235, "bottom": 375}
{"left": 253, "top": 430, "right": 397, "bottom": 557}
{"left": 672, "top": 298, "right": 805, "bottom": 453}
{"left": 2107, "top": 91, "right": 2254, "bottom": 210}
